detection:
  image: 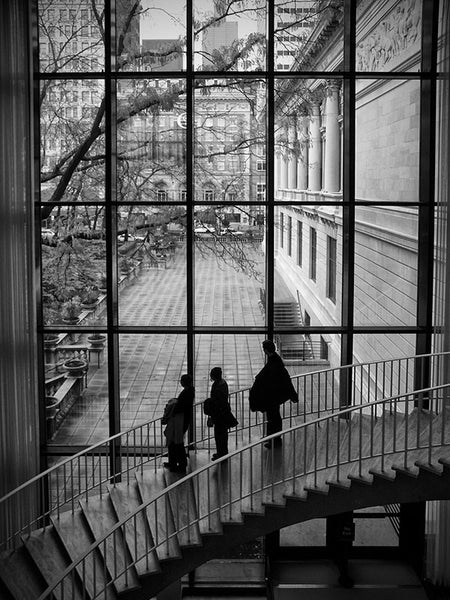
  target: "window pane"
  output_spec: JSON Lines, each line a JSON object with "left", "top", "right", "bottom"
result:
{"left": 194, "top": 0, "right": 266, "bottom": 71}
{"left": 41, "top": 206, "right": 107, "bottom": 326}
{"left": 356, "top": 0, "right": 422, "bottom": 73}
{"left": 275, "top": 207, "right": 342, "bottom": 328}
{"left": 117, "top": 0, "right": 186, "bottom": 72}
{"left": 194, "top": 205, "right": 265, "bottom": 327}
{"left": 46, "top": 335, "right": 109, "bottom": 446}
{"left": 354, "top": 207, "right": 418, "bottom": 326}
{"left": 38, "top": 0, "right": 105, "bottom": 73}
{"left": 353, "top": 334, "right": 416, "bottom": 367}
{"left": 40, "top": 79, "right": 105, "bottom": 203}
{"left": 275, "top": 78, "right": 342, "bottom": 201}
{"left": 194, "top": 78, "right": 266, "bottom": 201}
{"left": 356, "top": 79, "right": 420, "bottom": 202}
{"left": 118, "top": 205, "right": 186, "bottom": 326}
{"left": 120, "top": 334, "right": 187, "bottom": 433}
{"left": 117, "top": 79, "right": 186, "bottom": 196}
{"left": 274, "top": 0, "right": 343, "bottom": 72}
{"left": 194, "top": 334, "right": 266, "bottom": 394}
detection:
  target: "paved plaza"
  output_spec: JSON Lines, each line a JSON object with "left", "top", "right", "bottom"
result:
{"left": 52, "top": 240, "right": 308, "bottom": 447}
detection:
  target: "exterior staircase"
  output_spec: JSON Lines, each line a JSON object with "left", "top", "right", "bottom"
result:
{"left": 274, "top": 301, "right": 315, "bottom": 361}
{"left": 1, "top": 353, "right": 450, "bottom": 600}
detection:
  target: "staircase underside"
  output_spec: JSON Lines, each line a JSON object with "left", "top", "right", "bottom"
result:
{"left": 1, "top": 410, "right": 450, "bottom": 600}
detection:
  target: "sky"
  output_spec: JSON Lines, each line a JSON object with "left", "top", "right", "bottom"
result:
{"left": 139, "top": 0, "right": 262, "bottom": 42}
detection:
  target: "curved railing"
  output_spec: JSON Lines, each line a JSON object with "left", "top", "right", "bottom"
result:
{"left": 1, "top": 351, "right": 449, "bottom": 551}
{"left": 37, "top": 381, "right": 450, "bottom": 600}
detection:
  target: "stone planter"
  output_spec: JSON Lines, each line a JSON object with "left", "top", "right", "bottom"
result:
{"left": 87, "top": 334, "right": 106, "bottom": 349}
{"left": 62, "top": 358, "right": 88, "bottom": 378}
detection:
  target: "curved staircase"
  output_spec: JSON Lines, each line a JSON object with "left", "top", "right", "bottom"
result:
{"left": 1, "top": 355, "right": 450, "bottom": 599}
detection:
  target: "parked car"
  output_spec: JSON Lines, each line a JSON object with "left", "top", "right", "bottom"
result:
{"left": 194, "top": 226, "right": 215, "bottom": 236}
{"left": 41, "top": 228, "right": 56, "bottom": 241}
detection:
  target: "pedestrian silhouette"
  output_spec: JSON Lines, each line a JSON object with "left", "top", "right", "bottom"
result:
{"left": 249, "top": 340, "right": 298, "bottom": 447}
{"left": 203, "top": 367, "right": 238, "bottom": 460}
{"left": 162, "top": 373, "right": 194, "bottom": 473}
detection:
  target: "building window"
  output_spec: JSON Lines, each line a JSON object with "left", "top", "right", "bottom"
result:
{"left": 297, "top": 221, "right": 303, "bottom": 267}
{"left": 309, "top": 227, "right": 317, "bottom": 281}
{"left": 256, "top": 183, "right": 266, "bottom": 202}
{"left": 203, "top": 189, "right": 214, "bottom": 202}
{"left": 280, "top": 212, "right": 284, "bottom": 249}
{"left": 327, "top": 236, "right": 337, "bottom": 303}
{"left": 157, "top": 189, "right": 168, "bottom": 201}
{"left": 287, "top": 216, "right": 292, "bottom": 257}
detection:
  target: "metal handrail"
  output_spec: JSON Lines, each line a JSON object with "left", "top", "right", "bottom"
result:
{"left": 1, "top": 351, "right": 449, "bottom": 551}
{"left": 36, "top": 382, "right": 450, "bottom": 600}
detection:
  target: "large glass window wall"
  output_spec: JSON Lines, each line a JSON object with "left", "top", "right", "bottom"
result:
{"left": 36, "top": 1, "right": 438, "bottom": 488}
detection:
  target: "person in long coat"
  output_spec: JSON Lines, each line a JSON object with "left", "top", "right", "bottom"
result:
{"left": 204, "top": 367, "right": 237, "bottom": 460}
{"left": 162, "top": 373, "right": 195, "bottom": 473}
{"left": 249, "top": 340, "right": 298, "bottom": 447}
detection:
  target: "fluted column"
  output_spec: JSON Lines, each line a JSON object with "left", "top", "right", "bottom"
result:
{"left": 296, "top": 117, "right": 308, "bottom": 190}
{"left": 280, "top": 150, "right": 289, "bottom": 189}
{"left": 287, "top": 121, "right": 297, "bottom": 189}
{"left": 308, "top": 103, "right": 321, "bottom": 191}
{"left": 275, "top": 147, "right": 282, "bottom": 191}
{"left": 324, "top": 82, "right": 341, "bottom": 193}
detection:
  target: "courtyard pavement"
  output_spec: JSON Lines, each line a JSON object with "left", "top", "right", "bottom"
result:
{"left": 51, "top": 240, "right": 311, "bottom": 447}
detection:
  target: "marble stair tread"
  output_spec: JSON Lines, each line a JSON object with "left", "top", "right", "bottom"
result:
{"left": 22, "top": 526, "right": 84, "bottom": 600}
{"left": 163, "top": 469, "right": 203, "bottom": 547}
{"left": 135, "top": 469, "right": 182, "bottom": 562}
{"left": 107, "top": 481, "right": 161, "bottom": 577}
{"left": 51, "top": 508, "right": 117, "bottom": 600}
{"left": 189, "top": 451, "right": 226, "bottom": 533}
{"left": 79, "top": 495, "right": 140, "bottom": 594}
{"left": 0, "top": 545, "right": 46, "bottom": 600}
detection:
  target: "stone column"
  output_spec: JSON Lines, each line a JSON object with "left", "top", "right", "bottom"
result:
{"left": 287, "top": 121, "right": 297, "bottom": 189}
{"left": 275, "top": 149, "right": 282, "bottom": 191}
{"left": 296, "top": 117, "right": 308, "bottom": 190}
{"left": 308, "top": 103, "right": 322, "bottom": 191}
{"left": 324, "top": 81, "right": 341, "bottom": 193}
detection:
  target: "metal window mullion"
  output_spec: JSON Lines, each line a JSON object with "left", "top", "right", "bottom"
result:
{"left": 105, "top": 0, "right": 121, "bottom": 478}
{"left": 186, "top": 0, "right": 194, "bottom": 388}
{"left": 339, "top": 0, "right": 356, "bottom": 408}
{"left": 415, "top": 0, "right": 438, "bottom": 366}
{"left": 266, "top": 0, "right": 275, "bottom": 341}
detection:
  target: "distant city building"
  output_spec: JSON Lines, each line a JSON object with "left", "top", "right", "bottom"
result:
{"left": 275, "top": 0, "right": 316, "bottom": 70}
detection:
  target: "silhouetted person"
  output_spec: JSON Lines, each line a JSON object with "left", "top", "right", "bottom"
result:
{"left": 162, "top": 373, "right": 194, "bottom": 473}
{"left": 249, "top": 340, "right": 298, "bottom": 447}
{"left": 204, "top": 367, "right": 237, "bottom": 460}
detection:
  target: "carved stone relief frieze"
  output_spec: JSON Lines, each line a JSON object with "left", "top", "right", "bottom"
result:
{"left": 356, "top": 0, "right": 421, "bottom": 71}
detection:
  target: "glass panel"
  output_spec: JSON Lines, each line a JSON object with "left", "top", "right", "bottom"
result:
{"left": 194, "top": 78, "right": 266, "bottom": 201}
{"left": 275, "top": 0, "right": 343, "bottom": 72}
{"left": 353, "top": 507, "right": 398, "bottom": 546}
{"left": 275, "top": 206, "right": 342, "bottom": 329}
{"left": 38, "top": 0, "right": 105, "bottom": 73}
{"left": 120, "top": 333, "right": 187, "bottom": 431}
{"left": 353, "top": 334, "right": 416, "bottom": 367}
{"left": 117, "top": 0, "right": 186, "bottom": 72}
{"left": 354, "top": 207, "right": 418, "bottom": 326}
{"left": 280, "top": 520, "right": 326, "bottom": 546}
{"left": 118, "top": 205, "right": 186, "bottom": 326}
{"left": 46, "top": 334, "right": 109, "bottom": 446}
{"left": 275, "top": 78, "right": 342, "bottom": 200}
{"left": 356, "top": 79, "right": 420, "bottom": 203}
{"left": 41, "top": 206, "right": 107, "bottom": 326}
{"left": 194, "top": 205, "right": 265, "bottom": 327}
{"left": 40, "top": 79, "right": 105, "bottom": 203}
{"left": 194, "top": 0, "right": 266, "bottom": 71}
{"left": 194, "top": 334, "right": 265, "bottom": 395}
{"left": 356, "top": 0, "right": 422, "bottom": 73}
{"left": 117, "top": 79, "right": 186, "bottom": 196}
